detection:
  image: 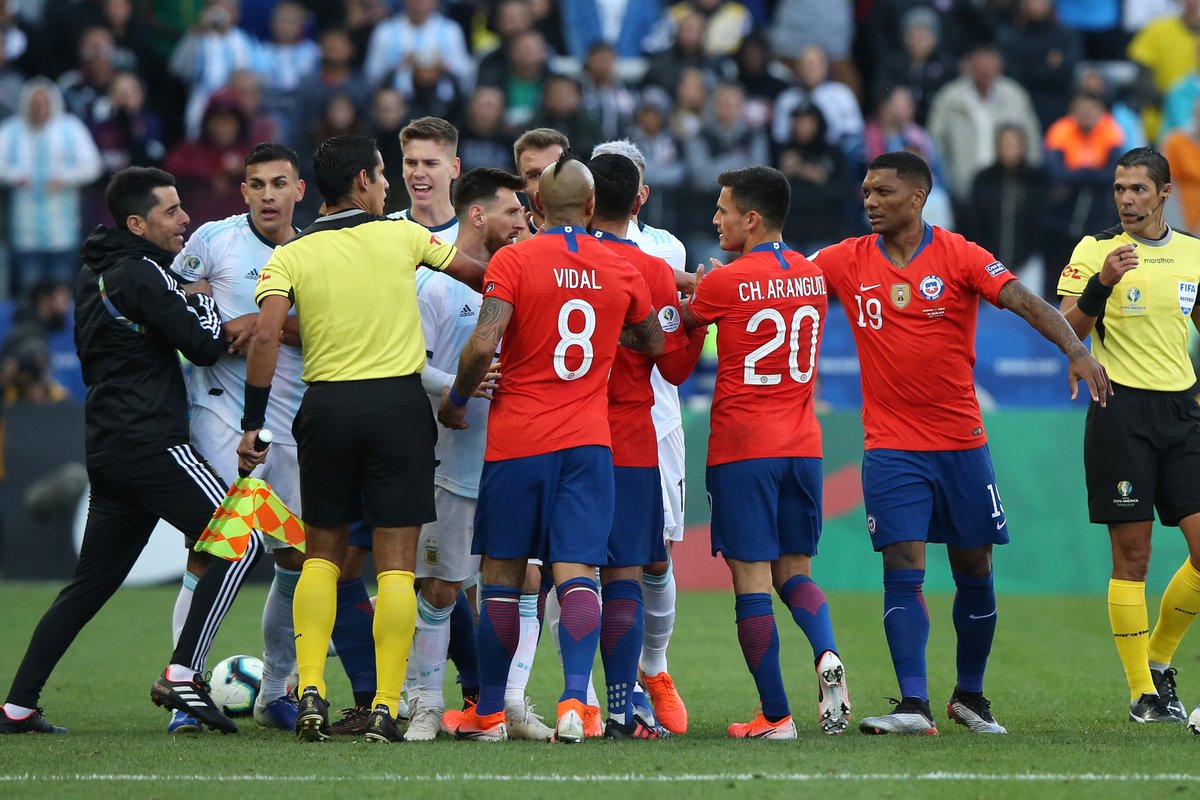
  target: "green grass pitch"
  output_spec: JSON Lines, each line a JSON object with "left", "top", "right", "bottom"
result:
{"left": 0, "top": 583, "right": 1197, "bottom": 799}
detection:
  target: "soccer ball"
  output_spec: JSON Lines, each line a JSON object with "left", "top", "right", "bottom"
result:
{"left": 209, "top": 655, "right": 263, "bottom": 717}
{"left": 1189, "top": 704, "right": 1200, "bottom": 734}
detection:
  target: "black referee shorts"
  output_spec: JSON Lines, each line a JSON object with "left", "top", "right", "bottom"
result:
{"left": 293, "top": 375, "right": 437, "bottom": 529}
{"left": 1084, "top": 384, "right": 1200, "bottom": 526}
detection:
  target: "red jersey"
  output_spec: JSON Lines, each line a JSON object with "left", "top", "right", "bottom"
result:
{"left": 687, "top": 242, "right": 827, "bottom": 466}
{"left": 595, "top": 231, "right": 689, "bottom": 468}
{"left": 482, "top": 225, "right": 654, "bottom": 461}
{"left": 810, "top": 224, "right": 1017, "bottom": 452}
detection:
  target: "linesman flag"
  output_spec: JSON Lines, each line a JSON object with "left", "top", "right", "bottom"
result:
{"left": 195, "top": 476, "right": 306, "bottom": 559}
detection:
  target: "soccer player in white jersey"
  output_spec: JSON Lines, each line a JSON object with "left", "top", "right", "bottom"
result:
{"left": 171, "top": 142, "right": 307, "bottom": 732}
{"left": 386, "top": 116, "right": 461, "bottom": 237}
{"left": 404, "top": 167, "right": 554, "bottom": 741}
{"left": 592, "top": 139, "right": 693, "bottom": 733}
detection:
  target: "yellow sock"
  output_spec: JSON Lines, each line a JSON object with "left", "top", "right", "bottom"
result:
{"left": 1109, "top": 579, "right": 1154, "bottom": 700}
{"left": 371, "top": 570, "right": 417, "bottom": 713}
{"left": 293, "top": 558, "right": 340, "bottom": 698}
{"left": 1148, "top": 559, "right": 1200, "bottom": 665}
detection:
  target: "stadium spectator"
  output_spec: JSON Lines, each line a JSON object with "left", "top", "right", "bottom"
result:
{"left": 58, "top": 26, "right": 119, "bottom": 128}
{"left": 579, "top": 42, "right": 636, "bottom": 141}
{"left": 363, "top": 0, "right": 471, "bottom": 93}
{"left": 476, "top": 0, "right": 539, "bottom": 84}
{"left": 0, "top": 0, "right": 27, "bottom": 119}
{"left": 1, "top": 334, "right": 65, "bottom": 405}
{"left": 670, "top": 65, "right": 708, "bottom": 140}
{"left": 528, "top": 0, "right": 567, "bottom": 55}
{"left": 1161, "top": 40, "right": 1200, "bottom": 141}
{"left": 477, "top": 29, "right": 549, "bottom": 132}
{"left": 529, "top": 74, "right": 602, "bottom": 160}
{"left": 370, "top": 87, "right": 409, "bottom": 215}
{"left": 872, "top": 8, "right": 956, "bottom": 127}
{"left": 869, "top": 0, "right": 992, "bottom": 60}
{"left": 928, "top": 44, "right": 1041, "bottom": 199}
{"left": 1128, "top": 0, "right": 1200, "bottom": 142}
{"left": 226, "top": 69, "right": 283, "bottom": 147}
{"left": 340, "top": 0, "right": 390, "bottom": 70}
{"left": 162, "top": 91, "right": 251, "bottom": 226}
{"left": 775, "top": 104, "right": 848, "bottom": 252}
{"left": 998, "top": 0, "right": 1082, "bottom": 131}
{"left": 405, "top": 53, "right": 465, "bottom": 124}
{"left": 769, "top": 0, "right": 854, "bottom": 71}
{"left": 1162, "top": 100, "right": 1200, "bottom": 231}
{"left": 641, "top": 11, "right": 717, "bottom": 95}
{"left": 863, "top": 86, "right": 942, "bottom": 185}
{"left": 663, "top": 0, "right": 751, "bottom": 57}
{"left": 86, "top": 71, "right": 165, "bottom": 229}
{"left": 289, "top": 28, "right": 370, "bottom": 153}
{"left": 772, "top": 45, "right": 864, "bottom": 154}
{"left": 629, "top": 90, "right": 687, "bottom": 228}
{"left": 168, "top": 0, "right": 258, "bottom": 141}
{"left": 458, "top": 86, "right": 516, "bottom": 173}
{"left": 559, "top": 0, "right": 662, "bottom": 58}
{"left": 1056, "top": 0, "right": 1126, "bottom": 60}
{"left": 1078, "top": 68, "right": 1147, "bottom": 150}
{"left": 717, "top": 32, "right": 790, "bottom": 129}
{"left": 100, "top": 0, "right": 167, "bottom": 78}
{"left": 0, "top": 77, "right": 101, "bottom": 298}
{"left": 252, "top": 1, "right": 319, "bottom": 138}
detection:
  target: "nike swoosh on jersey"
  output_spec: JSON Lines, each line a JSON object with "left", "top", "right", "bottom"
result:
{"left": 859, "top": 283, "right": 882, "bottom": 291}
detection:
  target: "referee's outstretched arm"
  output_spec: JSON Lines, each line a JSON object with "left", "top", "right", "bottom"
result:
{"left": 438, "top": 249, "right": 488, "bottom": 292}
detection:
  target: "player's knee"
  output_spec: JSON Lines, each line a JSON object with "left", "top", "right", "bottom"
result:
{"left": 274, "top": 547, "right": 305, "bottom": 571}
{"left": 420, "top": 578, "right": 460, "bottom": 608}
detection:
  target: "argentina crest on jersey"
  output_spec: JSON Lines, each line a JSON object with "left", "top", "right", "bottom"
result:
{"left": 919, "top": 274, "right": 945, "bottom": 301}
{"left": 1179, "top": 279, "right": 1197, "bottom": 315}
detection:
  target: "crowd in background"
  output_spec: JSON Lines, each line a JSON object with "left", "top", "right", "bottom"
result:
{"left": 0, "top": 0, "right": 1196, "bottom": 406}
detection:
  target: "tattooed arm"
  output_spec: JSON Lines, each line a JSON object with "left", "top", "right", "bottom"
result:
{"left": 438, "top": 296, "right": 513, "bottom": 429}
{"left": 619, "top": 310, "right": 667, "bottom": 356}
{"left": 997, "top": 280, "right": 1112, "bottom": 405}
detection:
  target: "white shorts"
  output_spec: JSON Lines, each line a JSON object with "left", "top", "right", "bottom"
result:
{"left": 190, "top": 406, "right": 302, "bottom": 552}
{"left": 417, "top": 486, "right": 481, "bottom": 582}
{"left": 658, "top": 425, "right": 686, "bottom": 542}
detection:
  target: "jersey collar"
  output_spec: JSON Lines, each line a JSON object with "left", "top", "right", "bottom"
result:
{"left": 543, "top": 225, "right": 583, "bottom": 252}
{"left": 592, "top": 229, "right": 635, "bottom": 246}
{"left": 750, "top": 240, "right": 793, "bottom": 269}
{"left": 875, "top": 222, "right": 933, "bottom": 267}
{"left": 399, "top": 208, "right": 457, "bottom": 233}
{"left": 246, "top": 213, "right": 299, "bottom": 249}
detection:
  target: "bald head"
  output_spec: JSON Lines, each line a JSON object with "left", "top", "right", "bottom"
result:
{"left": 535, "top": 156, "right": 595, "bottom": 226}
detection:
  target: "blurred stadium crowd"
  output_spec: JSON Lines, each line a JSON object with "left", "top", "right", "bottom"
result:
{"left": 0, "top": 0, "right": 1194, "bottom": 406}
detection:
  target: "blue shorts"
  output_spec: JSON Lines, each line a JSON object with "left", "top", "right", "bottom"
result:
{"left": 862, "top": 446, "right": 1011, "bottom": 552}
{"left": 348, "top": 520, "right": 372, "bottom": 550}
{"left": 608, "top": 466, "right": 668, "bottom": 568}
{"left": 474, "top": 445, "right": 614, "bottom": 565}
{"left": 706, "top": 457, "right": 822, "bottom": 562}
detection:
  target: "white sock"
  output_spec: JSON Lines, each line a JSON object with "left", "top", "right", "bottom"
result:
{"left": 547, "top": 582, "right": 599, "bottom": 707}
{"left": 505, "top": 594, "right": 540, "bottom": 707}
{"left": 412, "top": 592, "right": 453, "bottom": 710}
{"left": 171, "top": 571, "right": 199, "bottom": 649}
{"left": 4, "top": 703, "right": 34, "bottom": 719}
{"left": 260, "top": 565, "right": 300, "bottom": 701}
{"left": 1150, "top": 660, "right": 1170, "bottom": 672}
{"left": 641, "top": 560, "right": 676, "bottom": 676}
{"left": 166, "top": 663, "right": 194, "bottom": 682}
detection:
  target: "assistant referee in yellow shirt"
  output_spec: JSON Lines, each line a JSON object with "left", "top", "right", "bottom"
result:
{"left": 236, "top": 135, "right": 487, "bottom": 744}
{"left": 1058, "top": 146, "right": 1200, "bottom": 726}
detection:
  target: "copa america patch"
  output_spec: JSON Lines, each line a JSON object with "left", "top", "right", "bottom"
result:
{"left": 658, "top": 305, "right": 681, "bottom": 333}
{"left": 984, "top": 260, "right": 1008, "bottom": 277}
{"left": 181, "top": 254, "right": 202, "bottom": 280}
{"left": 919, "top": 274, "right": 945, "bottom": 301}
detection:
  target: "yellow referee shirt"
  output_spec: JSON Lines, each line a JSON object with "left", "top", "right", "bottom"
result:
{"left": 255, "top": 209, "right": 457, "bottom": 383}
{"left": 1058, "top": 224, "right": 1200, "bottom": 392}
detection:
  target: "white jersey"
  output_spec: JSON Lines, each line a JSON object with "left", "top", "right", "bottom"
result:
{"left": 387, "top": 207, "right": 460, "bottom": 244}
{"left": 626, "top": 219, "right": 686, "bottom": 439}
{"left": 175, "top": 213, "right": 304, "bottom": 446}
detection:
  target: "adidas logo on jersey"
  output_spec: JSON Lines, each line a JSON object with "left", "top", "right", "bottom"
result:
{"left": 244, "top": 268, "right": 260, "bottom": 280}
{"left": 459, "top": 304, "right": 475, "bottom": 318}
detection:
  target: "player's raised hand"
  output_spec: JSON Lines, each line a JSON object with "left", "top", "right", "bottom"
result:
{"left": 438, "top": 387, "right": 469, "bottom": 429}
{"left": 1099, "top": 244, "right": 1138, "bottom": 287}
{"left": 1067, "top": 348, "right": 1112, "bottom": 407}
{"left": 673, "top": 268, "right": 696, "bottom": 295}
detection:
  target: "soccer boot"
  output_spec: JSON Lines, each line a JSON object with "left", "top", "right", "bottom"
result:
{"left": 404, "top": 700, "right": 444, "bottom": 741}
{"left": 640, "top": 669, "right": 688, "bottom": 734}
{"left": 442, "top": 705, "right": 507, "bottom": 741}
{"left": 555, "top": 698, "right": 587, "bottom": 743}
{"left": 295, "top": 686, "right": 331, "bottom": 741}
{"left": 253, "top": 694, "right": 299, "bottom": 730}
{"left": 1150, "top": 667, "right": 1187, "bottom": 720}
{"left": 859, "top": 697, "right": 938, "bottom": 735}
{"left": 505, "top": 697, "right": 554, "bottom": 741}
{"left": 816, "top": 650, "right": 851, "bottom": 735}
{"left": 631, "top": 683, "right": 658, "bottom": 728}
{"left": 946, "top": 689, "right": 1007, "bottom": 734}
{"left": 151, "top": 671, "right": 238, "bottom": 733}
{"left": 583, "top": 703, "right": 603, "bottom": 737}
{"left": 0, "top": 708, "right": 67, "bottom": 734}
{"left": 603, "top": 710, "right": 670, "bottom": 740}
{"left": 727, "top": 710, "right": 797, "bottom": 740}
{"left": 1129, "top": 692, "right": 1184, "bottom": 723}
{"left": 1188, "top": 704, "right": 1200, "bottom": 734}
{"left": 329, "top": 705, "right": 371, "bottom": 735}
{"left": 364, "top": 704, "right": 404, "bottom": 743}
{"left": 166, "top": 709, "right": 202, "bottom": 734}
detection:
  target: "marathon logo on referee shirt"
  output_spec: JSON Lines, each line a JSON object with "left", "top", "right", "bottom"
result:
{"left": 1179, "top": 280, "right": 1197, "bottom": 315}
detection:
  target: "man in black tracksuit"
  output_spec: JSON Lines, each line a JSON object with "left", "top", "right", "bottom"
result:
{"left": 0, "top": 167, "right": 264, "bottom": 734}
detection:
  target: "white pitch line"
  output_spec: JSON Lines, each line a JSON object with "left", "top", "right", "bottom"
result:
{"left": 1, "top": 773, "right": 1199, "bottom": 784}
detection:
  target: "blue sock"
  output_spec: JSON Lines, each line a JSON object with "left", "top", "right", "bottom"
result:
{"left": 332, "top": 578, "right": 376, "bottom": 707}
{"left": 447, "top": 590, "right": 479, "bottom": 695}
{"left": 600, "top": 579, "right": 644, "bottom": 725}
{"left": 734, "top": 593, "right": 789, "bottom": 721}
{"left": 778, "top": 575, "right": 837, "bottom": 661}
{"left": 476, "top": 585, "right": 521, "bottom": 716}
{"left": 556, "top": 577, "right": 601, "bottom": 704}
{"left": 883, "top": 568, "right": 929, "bottom": 701}
{"left": 952, "top": 572, "right": 996, "bottom": 694}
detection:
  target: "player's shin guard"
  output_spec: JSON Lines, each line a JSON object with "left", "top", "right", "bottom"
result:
{"left": 1109, "top": 579, "right": 1155, "bottom": 699}
{"left": 332, "top": 577, "right": 377, "bottom": 706}
{"left": 173, "top": 532, "right": 264, "bottom": 672}
{"left": 476, "top": 585, "right": 521, "bottom": 715}
{"left": 641, "top": 562, "right": 676, "bottom": 676}
{"left": 951, "top": 572, "right": 996, "bottom": 694}
{"left": 447, "top": 589, "right": 480, "bottom": 696}
{"left": 293, "top": 557, "right": 339, "bottom": 697}
{"left": 882, "top": 568, "right": 930, "bottom": 701}
{"left": 557, "top": 577, "right": 601, "bottom": 705}
{"left": 412, "top": 592, "right": 453, "bottom": 709}
{"left": 734, "top": 593, "right": 788, "bottom": 721}
{"left": 1149, "top": 559, "right": 1200, "bottom": 666}
{"left": 170, "top": 571, "right": 199, "bottom": 648}
{"left": 778, "top": 574, "right": 837, "bottom": 660}
{"left": 372, "top": 570, "right": 416, "bottom": 712}
{"left": 260, "top": 565, "right": 300, "bottom": 700}
{"left": 505, "top": 593, "right": 540, "bottom": 707}
{"left": 600, "top": 579, "right": 644, "bottom": 725}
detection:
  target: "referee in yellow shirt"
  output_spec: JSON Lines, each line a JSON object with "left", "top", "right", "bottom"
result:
{"left": 236, "top": 135, "right": 487, "bottom": 743}
{"left": 1059, "top": 146, "right": 1200, "bottom": 726}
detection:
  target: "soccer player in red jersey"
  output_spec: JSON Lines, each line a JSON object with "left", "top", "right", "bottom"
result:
{"left": 438, "top": 153, "right": 665, "bottom": 743}
{"left": 588, "top": 152, "right": 706, "bottom": 738}
{"left": 809, "top": 151, "right": 1110, "bottom": 735}
{"left": 678, "top": 165, "right": 851, "bottom": 739}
